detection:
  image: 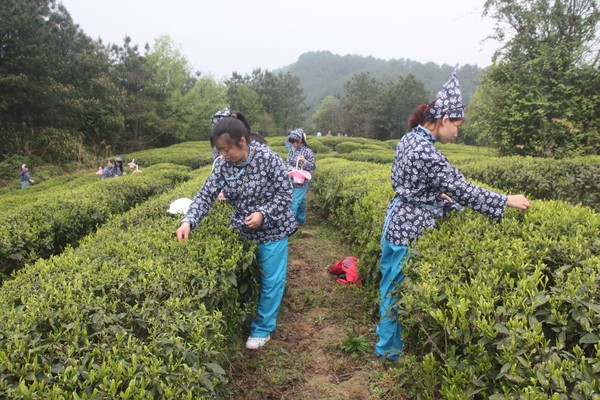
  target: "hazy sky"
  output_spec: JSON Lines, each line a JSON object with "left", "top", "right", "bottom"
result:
{"left": 58, "top": 0, "right": 501, "bottom": 79}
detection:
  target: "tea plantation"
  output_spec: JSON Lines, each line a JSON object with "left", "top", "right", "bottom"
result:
{"left": 1, "top": 137, "right": 598, "bottom": 398}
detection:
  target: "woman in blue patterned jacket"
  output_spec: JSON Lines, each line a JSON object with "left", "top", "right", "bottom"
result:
{"left": 176, "top": 117, "right": 297, "bottom": 350}
{"left": 376, "top": 72, "right": 530, "bottom": 361}
{"left": 285, "top": 128, "right": 316, "bottom": 224}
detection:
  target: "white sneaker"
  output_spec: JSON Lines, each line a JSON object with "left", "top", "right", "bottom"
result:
{"left": 245, "top": 335, "right": 271, "bottom": 349}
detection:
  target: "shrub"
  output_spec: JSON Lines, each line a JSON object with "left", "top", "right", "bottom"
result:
{"left": 461, "top": 156, "right": 600, "bottom": 212}
{"left": 0, "top": 164, "right": 192, "bottom": 280}
{"left": 335, "top": 142, "right": 363, "bottom": 154}
{"left": 0, "top": 169, "right": 259, "bottom": 398}
{"left": 310, "top": 158, "right": 600, "bottom": 397}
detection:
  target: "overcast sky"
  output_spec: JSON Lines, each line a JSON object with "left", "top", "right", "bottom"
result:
{"left": 58, "top": 0, "right": 501, "bottom": 79}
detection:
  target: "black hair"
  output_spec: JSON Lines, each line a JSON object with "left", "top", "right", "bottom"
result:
{"left": 231, "top": 110, "right": 268, "bottom": 145}
{"left": 229, "top": 110, "right": 252, "bottom": 136}
{"left": 288, "top": 131, "right": 310, "bottom": 149}
{"left": 407, "top": 101, "right": 463, "bottom": 131}
{"left": 211, "top": 113, "right": 267, "bottom": 148}
{"left": 211, "top": 118, "right": 250, "bottom": 149}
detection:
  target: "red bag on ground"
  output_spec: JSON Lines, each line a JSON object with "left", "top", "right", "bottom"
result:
{"left": 328, "top": 256, "right": 360, "bottom": 286}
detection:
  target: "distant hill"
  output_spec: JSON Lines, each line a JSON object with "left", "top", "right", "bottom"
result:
{"left": 277, "top": 51, "right": 486, "bottom": 117}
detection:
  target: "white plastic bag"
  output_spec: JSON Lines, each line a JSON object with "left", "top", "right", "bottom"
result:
{"left": 167, "top": 198, "right": 192, "bottom": 215}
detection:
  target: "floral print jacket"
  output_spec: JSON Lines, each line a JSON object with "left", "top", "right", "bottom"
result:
{"left": 286, "top": 145, "right": 316, "bottom": 188}
{"left": 384, "top": 125, "right": 507, "bottom": 247}
{"left": 183, "top": 141, "right": 297, "bottom": 244}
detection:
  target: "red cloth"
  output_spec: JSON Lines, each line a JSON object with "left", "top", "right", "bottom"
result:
{"left": 328, "top": 256, "right": 360, "bottom": 286}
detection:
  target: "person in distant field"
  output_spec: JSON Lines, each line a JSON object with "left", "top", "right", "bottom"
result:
{"left": 376, "top": 71, "right": 531, "bottom": 361}
{"left": 176, "top": 117, "right": 295, "bottom": 351}
{"left": 20, "top": 164, "right": 34, "bottom": 188}
{"left": 102, "top": 159, "right": 116, "bottom": 179}
{"left": 114, "top": 157, "right": 126, "bottom": 176}
{"left": 316, "top": 131, "right": 322, "bottom": 137}
{"left": 285, "top": 128, "right": 316, "bottom": 224}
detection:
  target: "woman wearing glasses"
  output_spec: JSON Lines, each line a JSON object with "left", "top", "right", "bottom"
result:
{"left": 177, "top": 117, "right": 296, "bottom": 350}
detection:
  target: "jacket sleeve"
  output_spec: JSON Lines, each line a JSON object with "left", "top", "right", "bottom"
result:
{"left": 300, "top": 148, "right": 316, "bottom": 172}
{"left": 256, "top": 154, "right": 293, "bottom": 227}
{"left": 285, "top": 149, "right": 295, "bottom": 171}
{"left": 180, "top": 171, "right": 222, "bottom": 231}
{"left": 427, "top": 153, "right": 507, "bottom": 221}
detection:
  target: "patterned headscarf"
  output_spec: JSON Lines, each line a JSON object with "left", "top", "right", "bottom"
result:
{"left": 212, "top": 108, "right": 231, "bottom": 127}
{"left": 428, "top": 72, "right": 464, "bottom": 119}
{"left": 288, "top": 128, "right": 305, "bottom": 142}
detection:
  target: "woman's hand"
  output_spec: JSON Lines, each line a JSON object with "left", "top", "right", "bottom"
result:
{"left": 244, "top": 212, "right": 264, "bottom": 229}
{"left": 507, "top": 195, "right": 530, "bottom": 210}
{"left": 297, "top": 156, "right": 306, "bottom": 162}
{"left": 439, "top": 193, "right": 453, "bottom": 202}
{"left": 176, "top": 222, "right": 191, "bottom": 241}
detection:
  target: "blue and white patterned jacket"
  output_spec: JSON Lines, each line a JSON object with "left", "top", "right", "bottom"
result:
{"left": 102, "top": 166, "right": 115, "bottom": 179}
{"left": 183, "top": 141, "right": 297, "bottom": 244}
{"left": 286, "top": 145, "right": 316, "bottom": 188}
{"left": 384, "top": 125, "right": 507, "bottom": 246}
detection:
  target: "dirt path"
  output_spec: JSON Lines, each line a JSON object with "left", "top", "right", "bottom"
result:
{"left": 224, "top": 206, "right": 387, "bottom": 399}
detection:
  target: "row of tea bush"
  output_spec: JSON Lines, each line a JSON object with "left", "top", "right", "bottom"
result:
{"left": 0, "top": 164, "right": 191, "bottom": 279}
{"left": 0, "top": 167, "right": 259, "bottom": 398}
{"left": 310, "top": 158, "right": 599, "bottom": 398}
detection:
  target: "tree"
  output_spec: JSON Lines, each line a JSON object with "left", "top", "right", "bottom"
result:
{"left": 473, "top": 0, "right": 600, "bottom": 157}
{"left": 144, "top": 35, "right": 197, "bottom": 146}
{"left": 174, "top": 77, "right": 228, "bottom": 141}
{"left": 0, "top": 0, "right": 120, "bottom": 161}
{"left": 109, "top": 38, "right": 156, "bottom": 150}
{"left": 225, "top": 81, "right": 264, "bottom": 131}
{"left": 376, "top": 73, "right": 430, "bottom": 140}
{"left": 341, "top": 72, "right": 383, "bottom": 137}
{"left": 243, "top": 69, "right": 308, "bottom": 132}
{"left": 312, "top": 95, "right": 344, "bottom": 134}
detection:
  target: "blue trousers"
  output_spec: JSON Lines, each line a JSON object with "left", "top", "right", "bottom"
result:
{"left": 291, "top": 184, "right": 309, "bottom": 224}
{"left": 376, "top": 238, "right": 409, "bottom": 360}
{"left": 250, "top": 237, "right": 288, "bottom": 338}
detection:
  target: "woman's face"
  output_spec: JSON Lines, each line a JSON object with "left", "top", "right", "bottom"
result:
{"left": 436, "top": 117, "right": 464, "bottom": 144}
{"left": 215, "top": 135, "right": 248, "bottom": 165}
{"left": 290, "top": 139, "right": 301, "bottom": 148}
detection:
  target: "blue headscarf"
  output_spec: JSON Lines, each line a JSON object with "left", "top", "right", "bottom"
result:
{"left": 288, "top": 128, "right": 305, "bottom": 142}
{"left": 428, "top": 72, "right": 464, "bottom": 119}
{"left": 212, "top": 108, "right": 231, "bottom": 127}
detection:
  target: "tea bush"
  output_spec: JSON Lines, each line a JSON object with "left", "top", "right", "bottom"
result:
{"left": 0, "top": 164, "right": 192, "bottom": 279}
{"left": 397, "top": 202, "right": 599, "bottom": 397}
{"left": 310, "top": 158, "right": 600, "bottom": 397}
{"left": 0, "top": 168, "right": 259, "bottom": 398}
{"left": 119, "top": 141, "right": 213, "bottom": 169}
{"left": 461, "top": 156, "right": 600, "bottom": 212}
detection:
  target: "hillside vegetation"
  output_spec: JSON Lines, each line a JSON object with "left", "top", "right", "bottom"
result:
{"left": 279, "top": 51, "right": 485, "bottom": 113}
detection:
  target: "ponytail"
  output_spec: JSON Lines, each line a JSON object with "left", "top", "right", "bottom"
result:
{"left": 407, "top": 100, "right": 437, "bottom": 130}
{"left": 250, "top": 131, "right": 268, "bottom": 145}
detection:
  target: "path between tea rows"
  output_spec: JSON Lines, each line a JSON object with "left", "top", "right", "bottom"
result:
{"left": 223, "top": 204, "right": 397, "bottom": 399}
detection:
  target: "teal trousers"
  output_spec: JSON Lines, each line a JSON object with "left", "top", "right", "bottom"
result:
{"left": 375, "top": 237, "right": 409, "bottom": 360}
{"left": 291, "top": 184, "right": 309, "bottom": 224}
{"left": 250, "top": 237, "right": 288, "bottom": 338}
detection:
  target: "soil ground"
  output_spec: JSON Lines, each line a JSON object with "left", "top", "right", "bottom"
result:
{"left": 223, "top": 199, "right": 400, "bottom": 399}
